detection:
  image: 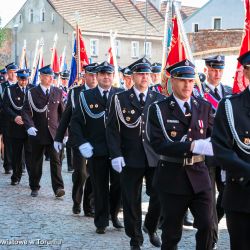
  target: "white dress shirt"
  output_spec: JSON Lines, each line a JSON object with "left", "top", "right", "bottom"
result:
{"left": 133, "top": 86, "right": 148, "bottom": 102}
{"left": 173, "top": 94, "right": 191, "bottom": 115}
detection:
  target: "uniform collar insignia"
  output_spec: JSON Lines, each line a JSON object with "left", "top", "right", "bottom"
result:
{"left": 149, "top": 93, "right": 153, "bottom": 98}
{"left": 130, "top": 93, "right": 134, "bottom": 98}
{"left": 170, "top": 100, "right": 175, "bottom": 108}
{"left": 192, "top": 99, "right": 198, "bottom": 106}
{"left": 205, "top": 87, "right": 210, "bottom": 93}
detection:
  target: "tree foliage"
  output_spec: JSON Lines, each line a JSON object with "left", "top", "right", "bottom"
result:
{"left": 0, "top": 28, "right": 7, "bottom": 48}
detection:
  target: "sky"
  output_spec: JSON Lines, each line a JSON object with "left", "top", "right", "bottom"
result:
{"left": 0, "top": 0, "right": 209, "bottom": 27}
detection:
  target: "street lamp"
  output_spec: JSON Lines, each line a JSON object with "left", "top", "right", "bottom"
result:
{"left": 13, "top": 23, "right": 18, "bottom": 64}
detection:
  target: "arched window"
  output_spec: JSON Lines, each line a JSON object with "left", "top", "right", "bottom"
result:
{"left": 19, "top": 14, "right": 22, "bottom": 24}
{"left": 51, "top": 12, "right": 55, "bottom": 23}
{"left": 40, "top": 8, "right": 45, "bottom": 22}
{"left": 29, "top": 9, "right": 34, "bottom": 23}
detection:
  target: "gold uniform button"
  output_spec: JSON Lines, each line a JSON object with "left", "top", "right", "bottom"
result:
{"left": 189, "top": 138, "right": 192, "bottom": 141}
{"left": 188, "top": 128, "right": 191, "bottom": 132}
{"left": 142, "top": 130, "right": 145, "bottom": 133}
{"left": 48, "top": 125, "right": 50, "bottom": 128}
{"left": 142, "top": 113, "right": 144, "bottom": 116}
{"left": 239, "top": 177, "right": 244, "bottom": 182}
{"left": 142, "top": 139, "right": 145, "bottom": 142}
{"left": 232, "top": 178, "right": 235, "bottom": 182}
{"left": 48, "top": 118, "right": 50, "bottom": 120}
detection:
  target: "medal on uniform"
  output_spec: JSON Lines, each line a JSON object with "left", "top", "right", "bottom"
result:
{"left": 244, "top": 138, "right": 250, "bottom": 145}
{"left": 17, "top": 97, "right": 20, "bottom": 100}
{"left": 90, "top": 104, "right": 94, "bottom": 109}
{"left": 95, "top": 104, "right": 98, "bottom": 108}
{"left": 126, "top": 116, "right": 131, "bottom": 121}
{"left": 198, "top": 120, "right": 204, "bottom": 134}
{"left": 170, "top": 131, "right": 177, "bottom": 137}
{"left": 131, "top": 109, "right": 135, "bottom": 114}
{"left": 122, "top": 109, "right": 126, "bottom": 113}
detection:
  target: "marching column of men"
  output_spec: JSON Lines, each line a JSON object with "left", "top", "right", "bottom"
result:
{"left": 2, "top": 53, "right": 250, "bottom": 250}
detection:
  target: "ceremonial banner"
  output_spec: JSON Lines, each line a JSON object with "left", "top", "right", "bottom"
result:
{"left": 233, "top": 0, "right": 250, "bottom": 93}
{"left": 108, "top": 47, "right": 114, "bottom": 65}
{"left": 51, "top": 48, "right": 60, "bottom": 73}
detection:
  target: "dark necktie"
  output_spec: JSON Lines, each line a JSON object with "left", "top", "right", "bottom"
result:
{"left": 103, "top": 90, "right": 108, "bottom": 104}
{"left": 22, "top": 87, "right": 25, "bottom": 94}
{"left": 214, "top": 87, "right": 221, "bottom": 100}
{"left": 139, "top": 93, "right": 145, "bottom": 107}
{"left": 46, "top": 89, "right": 49, "bottom": 97}
{"left": 184, "top": 102, "right": 192, "bottom": 123}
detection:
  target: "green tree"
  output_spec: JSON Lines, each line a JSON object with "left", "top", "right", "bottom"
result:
{"left": 0, "top": 28, "right": 7, "bottom": 48}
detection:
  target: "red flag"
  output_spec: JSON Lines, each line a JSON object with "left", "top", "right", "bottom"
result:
{"left": 233, "top": 0, "right": 250, "bottom": 93}
{"left": 108, "top": 47, "right": 114, "bottom": 65}
{"left": 78, "top": 29, "right": 89, "bottom": 67}
{"left": 51, "top": 48, "right": 60, "bottom": 73}
{"left": 165, "top": 16, "right": 187, "bottom": 70}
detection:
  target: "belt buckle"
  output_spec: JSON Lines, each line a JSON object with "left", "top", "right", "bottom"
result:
{"left": 184, "top": 157, "right": 194, "bottom": 166}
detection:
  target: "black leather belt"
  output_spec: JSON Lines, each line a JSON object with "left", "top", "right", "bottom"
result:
{"left": 159, "top": 155, "right": 205, "bottom": 166}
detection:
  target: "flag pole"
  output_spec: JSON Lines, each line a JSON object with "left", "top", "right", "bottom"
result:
{"left": 110, "top": 30, "right": 120, "bottom": 87}
{"left": 31, "top": 39, "right": 40, "bottom": 82}
{"left": 50, "top": 33, "right": 58, "bottom": 68}
{"left": 173, "top": 1, "right": 204, "bottom": 96}
{"left": 19, "top": 40, "right": 26, "bottom": 68}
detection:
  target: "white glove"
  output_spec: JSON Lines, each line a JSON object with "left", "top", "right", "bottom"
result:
{"left": 192, "top": 137, "right": 214, "bottom": 156}
{"left": 27, "top": 127, "right": 38, "bottom": 136}
{"left": 79, "top": 142, "right": 93, "bottom": 158}
{"left": 63, "top": 136, "right": 68, "bottom": 144}
{"left": 111, "top": 157, "right": 126, "bottom": 173}
{"left": 54, "top": 141, "right": 63, "bottom": 153}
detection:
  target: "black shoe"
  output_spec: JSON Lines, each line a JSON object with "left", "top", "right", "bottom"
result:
{"left": 84, "top": 211, "right": 95, "bottom": 217}
{"left": 143, "top": 225, "right": 161, "bottom": 247}
{"left": 11, "top": 180, "right": 19, "bottom": 186}
{"left": 31, "top": 190, "right": 38, "bottom": 197}
{"left": 68, "top": 167, "right": 74, "bottom": 172}
{"left": 72, "top": 203, "right": 81, "bottom": 214}
{"left": 4, "top": 170, "right": 11, "bottom": 174}
{"left": 22, "top": 169, "right": 26, "bottom": 174}
{"left": 45, "top": 157, "right": 50, "bottom": 161}
{"left": 130, "top": 246, "right": 141, "bottom": 250}
{"left": 55, "top": 188, "right": 65, "bottom": 198}
{"left": 96, "top": 227, "right": 106, "bottom": 234}
{"left": 183, "top": 215, "right": 193, "bottom": 227}
{"left": 112, "top": 217, "right": 124, "bottom": 228}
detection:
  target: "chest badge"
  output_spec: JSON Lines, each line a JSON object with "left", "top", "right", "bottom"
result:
{"left": 17, "top": 97, "right": 21, "bottom": 100}
{"left": 122, "top": 109, "right": 126, "bottom": 114}
{"left": 89, "top": 104, "right": 94, "bottom": 109}
{"left": 198, "top": 120, "right": 204, "bottom": 134}
{"left": 126, "top": 116, "right": 131, "bottom": 122}
{"left": 131, "top": 110, "right": 135, "bottom": 115}
{"left": 95, "top": 104, "right": 98, "bottom": 108}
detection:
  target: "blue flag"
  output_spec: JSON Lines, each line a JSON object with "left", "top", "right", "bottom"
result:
{"left": 68, "top": 39, "right": 77, "bottom": 87}
{"left": 32, "top": 56, "right": 40, "bottom": 85}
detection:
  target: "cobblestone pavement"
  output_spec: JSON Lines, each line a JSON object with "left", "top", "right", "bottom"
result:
{"left": 0, "top": 157, "right": 230, "bottom": 250}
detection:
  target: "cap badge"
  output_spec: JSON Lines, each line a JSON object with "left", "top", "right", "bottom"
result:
{"left": 104, "top": 62, "right": 108, "bottom": 66}
{"left": 217, "top": 56, "right": 221, "bottom": 61}
{"left": 185, "top": 60, "right": 190, "bottom": 66}
{"left": 142, "top": 58, "right": 146, "bottom": 63}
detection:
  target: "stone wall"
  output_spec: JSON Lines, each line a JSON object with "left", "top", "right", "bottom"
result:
{"left": 187, "top": 29, "right": 243, "bottom": 58}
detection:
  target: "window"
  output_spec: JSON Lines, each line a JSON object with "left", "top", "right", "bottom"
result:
{"left": 131, "top": 41, "right": 139, "bottom": 58}
{"left": 19, "top": 14, "right": 22, "bottom": 24}
{"left": 213, "top": 17, "right": 222, "bottom": 30}
{"left": 29, "top": 9, "right": 34, "bottom": 23}
{"left": 51, "top": 12, "right": 55, "bottom": 23}
{"left": 115, "top": 40, "right": 121, "bottom": 58}
{"left": 144, "top": 42, "right": 152, "bottom": 58}
{"left": 40, "top": 8, "right": 45, "bottom": 22}
{"left": 193, "top": 23, "right": 199, "bottom": 32}
{"left": 90, "top": 39, "right": 99, "bottom": 57}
